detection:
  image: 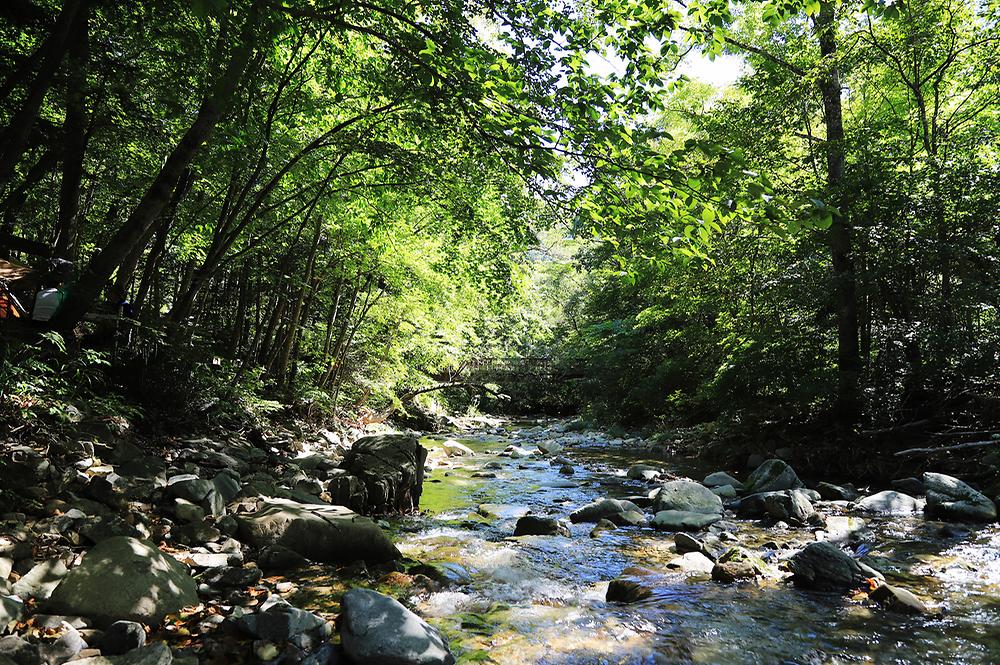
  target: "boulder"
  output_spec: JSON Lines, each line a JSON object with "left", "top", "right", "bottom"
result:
{"left": 605, "top": 579, "right": 652, "bottom": 603}
{"left": 742, "top": 459, "right": 802, "bottom": 494}
{"left": 46, "top": 537, "right": 198, "bottom": 626}
{"left": 737, "top": 490, "right": 813, "bottom": 519}
{"left": 650, "top": 510, "right": 721, "bottom": 531}
{"left": 652, "top": 481, "right": 723, "bottom": 515}
{"left": 339, "top": 588, "right": 454, "bottom": 665}
{"left": 232, "top": 595, "right": 330, "bottom": 645}
{"left": 326, "top": 471, "right": 367, "bottom": 509}
{"left": 38, "top": 624, "right": 87, "bottom": 664}
{"left": 711, "top": 485, "right": 737, "bottom": 498}
{"left": 340, "top": 434, "right": 427, "bottom": 514}
{"left": 536, "top": 441, "right": 563, "bottom": 456}
{"left": 855, "top": 491, "right": 924, "bottom": 515}
{"left": 870, "top": 583, "right": 929, "bottom": 615}
{"left": 99, "top": 621, "right": 146, "bottom": 656}
{"left": 626, "top": 465, "right": 661, "bottom": 481}
{"left": 788, "top": 542, "right": 883, "bottom": 591}
{"left": 763, "top": 491, "right": 814, "bottom": 523}
{"left": 923, "top": 472, "right": 997, "bottom": 522}
{"left": 165, "top": 475, "right": 213, "bottom": 503}
{"left": 441, "top": 440, "right": 474, "bottom": 457}
{"left": 237, "top": 498, "right": 399, "bottom": 564}
{"left": 666, "top": 552, "right": 715, "bottom": 574}
{"left": 703, "top": 472, "right": 741, "bottom": 489}
{"left": 891, "top": 477, "right": 925, "bottom": 496}
{"left": 12, "top": 560, "right": 68, "bottom": 601}
{"left": 815, "top": 482, "right": 859, "bottom": 502}
{"left": 195, "top": 566, "right": 262, "bottom": 592}
{"left": 0, "top": 597, "right": 23, "bottom": 630}
{"left": 172, "top": 499, "right": 204, "bottom": 524}
{"left": 711, "top": 561, "right": 757, "bottom": 583}
{"left": 65, "top": 642, "right": 172, "bottom": 665}
{"left": 823, "top": 516, "right": 867, "bottom": 543}
{"left": 569, "top": 499, "right": 642, "bottom": 524}
{"left": 513, "top": 516, "right": 569, "bottom": 537}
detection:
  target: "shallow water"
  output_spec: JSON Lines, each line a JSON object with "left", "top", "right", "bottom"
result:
{"left": 317, "top": 425, "right": 1000, "bottom": 664}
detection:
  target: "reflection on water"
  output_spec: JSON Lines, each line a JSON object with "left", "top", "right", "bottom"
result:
{"left": 310, "top": 427, "right": 1000, "bottom": 664}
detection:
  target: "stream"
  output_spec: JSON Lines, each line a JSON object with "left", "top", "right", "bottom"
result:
{"left": 304, "top": 420, "right": 1000, "bottom": 664}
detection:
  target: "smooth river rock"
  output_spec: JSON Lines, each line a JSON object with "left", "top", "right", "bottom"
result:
{"left": 742, "top": 459, "right": 802, "bottom": 494}
{"left": 653, "top": 481, "right": 723, "bottom": 515}
{"left": 340, "top": 588, "right": 455, "bottom": 665}
{"left": 513, "top": 515, "right": 570, "bottom": 537}
{"left": 237, "top": 498, "right": 400, "bottom": 563}
{"left": 46, "top": 537, "right": 198, "bottom": 626}
{"left": 569, "top": 498, "right": 643, "bottom": 524}
{"left": 703, "top": 472, "right": 742, "bottom": 489}
{"left": 923, "top": 472, "right": 997, "bottom": 522}
{"left": 789, "top": 542, "right": 883, "bottom": 591}
{"left": 651, "top": 510, "right": 722, "bottom": 531}
{"left": 855, "top": 491, "right": 924, "bottom": 515}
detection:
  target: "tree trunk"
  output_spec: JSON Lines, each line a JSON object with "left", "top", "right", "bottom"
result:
{"left": 816, "top": 2, "right": 861, "bottom": 428}
{"left": 0, "top": 0, "right": 83, "bottom": 192}
{"left": 52, "top": 1, "right": 261, "bottom": 328}
{"left": 276, "top": 214, "right": 323, "bottom": 388}
{"left": 53, "top": 0, "right": 90, "bottom": 259}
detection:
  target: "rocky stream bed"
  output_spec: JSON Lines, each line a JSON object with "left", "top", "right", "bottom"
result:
{"left": 1, "top": 419, "right": 999, "bottom": 664}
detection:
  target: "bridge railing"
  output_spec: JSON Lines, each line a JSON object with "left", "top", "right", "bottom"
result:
{"left": 450, "top": 356, "right": 560, "bottom": 381}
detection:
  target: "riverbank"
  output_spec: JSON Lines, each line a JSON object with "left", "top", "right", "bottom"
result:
{"left": 1, "top": 418, "right": 998, "bottom": 664}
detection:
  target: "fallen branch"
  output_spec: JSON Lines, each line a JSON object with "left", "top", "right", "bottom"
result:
{"left": 894, "top": 439, "right": 1000, "bottom": 458}
{"left": 860, "top": 419, "right": 931, "bottom": 437}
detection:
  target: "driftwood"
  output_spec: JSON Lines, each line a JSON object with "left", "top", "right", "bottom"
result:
{"left": 894, "top": 439, "right": 1000, "bottom": 458}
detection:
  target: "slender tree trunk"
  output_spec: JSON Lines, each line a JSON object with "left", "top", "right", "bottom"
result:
{"left": 816, "top": 2, "right": 861, "bottom": 428}
{"left": 0, "top": 147, "right": 59, "bottom": 249}
{"left": 229, "top": 261, "right": 251, "bottom": 357}
{"left": 53, "top": 0, "right": 90, "bottom": 259}
{"left": 52, "top": 1, "right": 261, "bottom": 328}
{"left": 276, "top": 214, "right": 323, "bottom": 387}
{"left": 322, "top": 277, "right": 344, "bottom": 357}
{"left": 0, "top": 0, "right": 84, "bottom": 192}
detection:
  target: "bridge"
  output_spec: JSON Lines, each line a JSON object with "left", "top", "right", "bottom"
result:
{"left": 438, "top": 356, "right": 582, "bottom": 384}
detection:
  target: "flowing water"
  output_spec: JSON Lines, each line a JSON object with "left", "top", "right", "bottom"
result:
{"left": 301, "top": 422, "right": 1000, "bottom": 664}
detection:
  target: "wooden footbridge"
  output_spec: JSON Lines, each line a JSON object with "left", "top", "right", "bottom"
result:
{"left": 439, "top": 356, "right": 583, "bottom": 384}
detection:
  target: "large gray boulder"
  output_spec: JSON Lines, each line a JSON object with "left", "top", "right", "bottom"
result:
{"left": 237, "top": 498, "right": 399, "bottom": 563}
{"left": 923, "top": 472, "right": 997, "bottom": 522}
{"left": 789, "top": 542, "right": 883, "bottom": 591}
{"left": 340, "top": 588, "right": 454, "bottom": 665}
{"left": 569, "top": 498, "right": 643, "bottom": 524}
{"left": 650, "top": 510, "right": 721, "bottom": 531}
{"left": 742, "top": 459, "right": 802, "bottom": 494}
{"left": 653, "top": 481, "right": 723, "bottom": 515}
{"left": 855, "top": 491, "right": 924, "bottom": 515}
{"left": 513, "top": 516, "right": 570, "bottom": 537}
{"left": 703, "top": 472, "right": 742, "bottom": 489}
{"left": 763, "top": 491, "right": 814, "bottom": 523}
{"left": 46, "top": 537, "right": 198, "bottom": 626}
{"left": 340, "top": 434, "right": 427, "bottom": 514}
{"left": 737, "top": 490, "right": 814, "bottom": 519}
